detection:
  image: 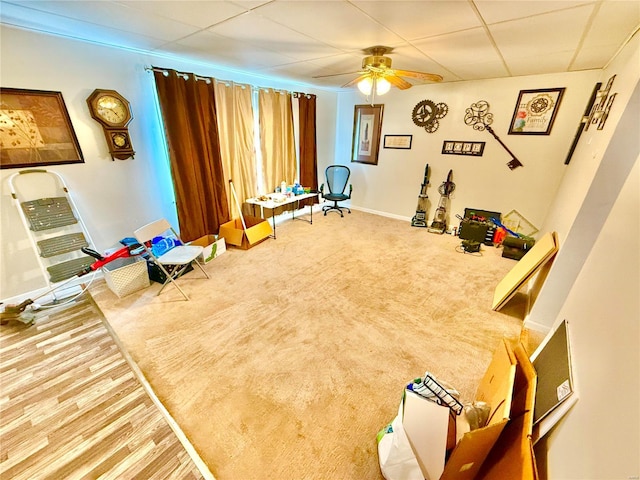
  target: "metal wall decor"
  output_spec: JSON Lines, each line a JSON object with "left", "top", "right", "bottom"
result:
{"left": 564, "top": 82, "right": 601, "bottom": 165}
{"left": 412, "top": 99, "right": 448, "bottom": 133}
{"left": 585, "top": 74, "right": 617, "bottom": 131}
{"left": 464, "top": 100, "right": 523, "bottom": 170}
{"left": 442, "top": 141, "right": 486, "bottom": 156}
{"left": 564, "top": 75, "right": 617, "bottom": 165}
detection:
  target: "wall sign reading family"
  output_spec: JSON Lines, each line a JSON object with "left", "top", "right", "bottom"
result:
{"left": 442, "top": 141, "right": 486, "bottom": 156}
{"left": 509, "top": 87, "right": 565, "bottom": 135}
{"left": 351, "top": 104, "right": 384, "bottom": 165}
{"left": 0, "top": 88, "right": 84, "bottom": 169}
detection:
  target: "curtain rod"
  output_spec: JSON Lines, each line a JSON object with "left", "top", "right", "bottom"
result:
{"left": 145, "top": 66, "right": 315, "bottom": 98}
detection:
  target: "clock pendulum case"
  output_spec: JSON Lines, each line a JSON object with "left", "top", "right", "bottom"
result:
{"left": 86, "top": 89, "right": 135, "bottom": 160}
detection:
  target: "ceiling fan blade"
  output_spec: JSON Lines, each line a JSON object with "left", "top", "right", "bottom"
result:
{"left": 392, "top": 69, "right": 443, "bottom": 82}
{"left": 385, "top": 75, "right": 413, "bottom": 90}
{"left": 312, "top": 70, "right": 364, "bottom": 79}
{"left": 342, "top": 74, "right": 370, "bottom": 88}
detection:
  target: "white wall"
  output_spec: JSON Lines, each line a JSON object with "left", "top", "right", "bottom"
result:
{"left": 538, "top": 155, "right": 639, "bottom": 480}
{"left": 527, "top": 33, "right": 640, "bottom": 332}
{"left": 0, "top": 25, "right": 336, "bottom": 299}
{"left": 330, "top": 70, "right": 601, "bottom": 230}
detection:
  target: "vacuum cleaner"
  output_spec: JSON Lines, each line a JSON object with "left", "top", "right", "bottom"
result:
{"left": 1, "top": 244, "right": 143, "bottom": 325}
{"left": 428, "top": 169, "right": 456, "bottom": 234}
{"left": 411, "top": 163, "right": 430, "bottom": 227}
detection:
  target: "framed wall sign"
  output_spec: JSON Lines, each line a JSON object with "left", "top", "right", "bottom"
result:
{"left": 442, "top": 141, "right": 485, "bottom": 156}
{"left": 351, "top": 104, "right": 384, "bottom": 165}
{"left": 508, "top": 87, "right": 565, "bottom": 135}
{"left": 0, "top": 88, "right": 84, "bottom": 169}
{"left": 383, "top": 134, "right": 412, "bottom": 149}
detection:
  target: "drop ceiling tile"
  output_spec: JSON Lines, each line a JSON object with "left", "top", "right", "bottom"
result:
{"left": 489, "top": 6, "right": 593, "bottom": 60}
{"left": 352, "top": 0, "right": 482, "bottom": 40}
{"left": 474, "top": 0, "right": 593, "bottom": 24}
{"left": 167, "top": 29, "right": 298, "bottom": 70}
{"left": 4, "top": 0, "right": 200, "bottom": 42}
{"left": 412, "top": 27, "right": 502, "bottom": 67}
{"left": 568, "top": 46, "right": 616, "bottom": 71}
{"left": 447, "top": 60, "right": 510, "bottom": 81}
{"left": 506, "top": 51, "right": 576, "bottom": 76}
{"left": 207, "top": 11, "right": 340, "bottom": 61}
{"left": 380, "top": 44, "right": 456, "bottom": 80}
{"left": 116, "top": 0, "right": 249, "bottom": 29}
{"left": 253, "top": 1, "right": 404, "bottom": 50}
{"left": 580, "top": 0, "right": 640, "bottom": 49}
{"left": 0, "top": 1, "right": 169, "bottom": 50}
{"left": 306, "top": 52, "right": 368, "bottom": 75}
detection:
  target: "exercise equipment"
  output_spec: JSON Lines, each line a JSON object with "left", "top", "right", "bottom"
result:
{"left": 411, "top": 163, "right": 430, "bottom": 227}
{"left": 428, "top": 170, "right": 455, "bottom": 234}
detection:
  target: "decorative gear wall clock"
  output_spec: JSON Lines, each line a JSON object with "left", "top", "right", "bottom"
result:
{"left": 412, "top": 99, "right": 448, "bottom": 133}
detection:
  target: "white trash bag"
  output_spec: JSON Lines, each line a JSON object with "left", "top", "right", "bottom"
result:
{"left": 376, "top": 397, "right": 423, "bottom": 480}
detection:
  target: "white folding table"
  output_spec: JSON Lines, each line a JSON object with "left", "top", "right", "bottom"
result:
{"left": 245, "top": 192, "right": 319, "bottom": 239}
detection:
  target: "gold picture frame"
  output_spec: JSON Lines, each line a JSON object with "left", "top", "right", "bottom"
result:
{"left": 0, "top": 88, "right": 84, "bottom": 169}
{"left": 351, "top": 104, "right": 384, "bottom": 165}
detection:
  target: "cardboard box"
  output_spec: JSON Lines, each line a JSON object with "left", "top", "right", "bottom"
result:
{"left": 403, "top": 391, "right": 456, "bottom": 480}
{"left": 440, "top": 339, "right": 516, "bottom": 480}
{"left": 218, "top": 215, "right": 272, "bottom": 250}
{"left": 403, "top": 339, "right": 518, "bottom": 480}
{"left": 189, "top": 234, "right": 226, "bottom": 263}
{"left": 476, "top": 342, "right": 538, "bottom": 480}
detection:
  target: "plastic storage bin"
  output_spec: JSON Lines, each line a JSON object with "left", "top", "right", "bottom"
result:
{"left": 103, "top": 257, "right": 150, "bottom": 298}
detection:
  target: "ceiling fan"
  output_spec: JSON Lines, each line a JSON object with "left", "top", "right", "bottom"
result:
{"left": 314, "top": 46, "right": 443, "bottom": 95}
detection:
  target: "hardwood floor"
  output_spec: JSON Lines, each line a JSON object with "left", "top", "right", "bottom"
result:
{"left": 0, "top": 294, "right": 209, "bottom": 480}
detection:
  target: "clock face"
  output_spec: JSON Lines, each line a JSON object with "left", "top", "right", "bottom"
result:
{"left": 96, "top": 95, "right": 128, "bottom": 125}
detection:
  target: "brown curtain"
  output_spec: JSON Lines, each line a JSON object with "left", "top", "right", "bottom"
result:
{"left": 153, "top": 68, "right": 230, "bottom": 242}
{"left": 298, "top": 94, "right": 318, "bottom": 205}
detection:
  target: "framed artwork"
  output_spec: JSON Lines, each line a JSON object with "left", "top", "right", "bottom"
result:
{"left": 0, "top": 88, "right": 84, "bottom": 169}
{"left": 508, "top": 87, "right": 565, "bottom": 135}
{"left": 351, "top": 104, "right": 384, "bottom": 165}
{"left": 383, "top": 134, "right": 412, "bottom": 149}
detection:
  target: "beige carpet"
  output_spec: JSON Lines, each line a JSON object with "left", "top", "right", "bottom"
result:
{"left": 90, "top": 210, "right": 526, "bottom": 480}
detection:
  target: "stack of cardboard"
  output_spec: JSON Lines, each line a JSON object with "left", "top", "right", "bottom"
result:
{"left": 402, "top": 339, "right": 538, "bottom": 480}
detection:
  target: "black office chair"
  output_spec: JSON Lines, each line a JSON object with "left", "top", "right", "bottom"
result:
{"left": 320, "top": 165, "right": 352, "bottom": 217}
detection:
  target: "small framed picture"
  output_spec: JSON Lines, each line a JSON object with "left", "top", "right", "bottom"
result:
{"left": 509, "top": 87, "right": 565, "bottom": 135}
{"left": 383, "top": 135, "right": 412, "bottom": 149}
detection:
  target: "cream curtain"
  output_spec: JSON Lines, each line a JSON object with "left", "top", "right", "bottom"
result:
{"left": 258, "top": 89, "right": 297, "bottom": 194}
{"left": 214, "top": 81, "right": 258, "bottom": 218}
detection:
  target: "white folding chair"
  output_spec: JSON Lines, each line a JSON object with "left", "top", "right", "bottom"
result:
{"left": 134, "top": 219, "right": 209, "bottom": 300}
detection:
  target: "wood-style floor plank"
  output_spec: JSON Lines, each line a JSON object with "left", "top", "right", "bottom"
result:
{"left": 0, "top": 295, "right": 207, "bottom": 480}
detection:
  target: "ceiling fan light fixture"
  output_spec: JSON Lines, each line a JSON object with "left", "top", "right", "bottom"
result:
{"left": 357, "top": 77, "right": 373, "bottom": 95}
{"left": 376, "top": 77, "right": 391, "bottom": 95}
{"left": 357, "top": 76, "right": 391, "bottom": 96}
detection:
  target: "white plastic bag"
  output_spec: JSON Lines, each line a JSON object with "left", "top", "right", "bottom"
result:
{"left": 377, "top": 397, "right": 424, "bottom": 480}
